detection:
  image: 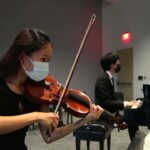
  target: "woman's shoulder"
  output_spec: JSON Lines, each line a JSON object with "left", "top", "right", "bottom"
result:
{"left": 0, "top": 78, "right": 14, "bottom": 95}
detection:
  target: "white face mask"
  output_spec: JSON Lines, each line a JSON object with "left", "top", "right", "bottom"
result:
{"left": 22, "top": 56, "right": 49, "bottom": 81}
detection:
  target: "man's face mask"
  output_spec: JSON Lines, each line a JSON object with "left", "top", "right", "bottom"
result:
{"left": 115, "top": 64, "right": 121, "bottom": 73}
{"left": 22, "top": 56, "right": 49, "bottom": 81}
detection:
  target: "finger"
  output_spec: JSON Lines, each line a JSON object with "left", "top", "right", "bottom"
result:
{"left": 89, "top": 103, "right": 93, "bottom": 111}
{"left": 91, "top": 104, "right": 97, "bottom": 110}
{"left": 49, "top": 113, "right": 59, "bottom": 120}
{"left": 97, "top": 105, "right": 104, "bottom": 112}
{"left": 53, "top": 118, "right": 59, "bottom": 127}
{"left": 96, "top": 106, "right": 104, "bottom": 118}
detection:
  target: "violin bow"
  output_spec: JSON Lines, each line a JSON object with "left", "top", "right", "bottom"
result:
{"left": 52, "top": 15, "right": 127, "bottom": 131}
{"left": 54, "top": 14, "right": 96, "bottom": 114}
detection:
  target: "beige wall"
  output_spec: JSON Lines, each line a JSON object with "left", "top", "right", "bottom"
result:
{"left": 102, "top": 0, "right": 150, "bottom": 99}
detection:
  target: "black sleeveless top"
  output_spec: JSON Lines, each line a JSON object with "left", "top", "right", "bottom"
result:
{"left": 0, "top": 79, "right": 39, "bottom": 150}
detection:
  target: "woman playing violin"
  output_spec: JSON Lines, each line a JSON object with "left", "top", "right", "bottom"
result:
{"left": 0, "top": 28, "right": 104, "bottom": 150}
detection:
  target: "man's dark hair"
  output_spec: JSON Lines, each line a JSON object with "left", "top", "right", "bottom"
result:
{"left": 100, "top": 52, "right": 119, "bottom": 71}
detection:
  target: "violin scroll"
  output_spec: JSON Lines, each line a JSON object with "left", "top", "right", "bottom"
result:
{"left": 99, "top": 110, "right": 128, "bottom": 131}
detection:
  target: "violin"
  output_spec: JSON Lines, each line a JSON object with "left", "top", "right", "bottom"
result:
{"left": 25, "top": 75, "right": 128, "bottom": 131}
{"left": 25, "top": 75, "right": 90, "bottom": 118}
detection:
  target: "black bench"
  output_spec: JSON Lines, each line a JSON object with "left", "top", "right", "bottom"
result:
{"left": 73, "top": 123, "right": 113, "bottom": 150}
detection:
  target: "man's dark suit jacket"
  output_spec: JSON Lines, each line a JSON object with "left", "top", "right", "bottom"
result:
{"left": 95, "top": 72, "right": 124, "bottom": 113}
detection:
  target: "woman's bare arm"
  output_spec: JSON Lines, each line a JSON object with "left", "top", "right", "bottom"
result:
{"left": 0, "top": 111, "right": 58, "bottom": 135}
{"left": 39, "top": 104, "right": 104, "bottom": 143}
{"left": 0, "top": 112, "right": 39, "bottom": 134}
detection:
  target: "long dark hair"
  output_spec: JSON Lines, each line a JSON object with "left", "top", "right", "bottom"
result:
{"left": 0, "top": 28, "right": 51, "bottom": 78}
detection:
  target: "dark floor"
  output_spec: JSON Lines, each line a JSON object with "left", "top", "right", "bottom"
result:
{"left": 25, "top": 113, "right": 149, "bottom": 150}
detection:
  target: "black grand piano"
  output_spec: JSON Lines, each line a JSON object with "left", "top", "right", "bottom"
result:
{"left": 124, "top": 84, "right": 150, "bottom": 140}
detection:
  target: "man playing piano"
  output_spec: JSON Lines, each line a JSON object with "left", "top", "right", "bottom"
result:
{"left": 94, "top": 52, "right": 142, "bottom": 140}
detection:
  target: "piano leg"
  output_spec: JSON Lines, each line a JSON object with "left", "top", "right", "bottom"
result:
{"left": 124, "top": 105, "right": 145, "bottom": 141}
{"left": 128, "top": 125, "right": 139, "bottom": 141}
